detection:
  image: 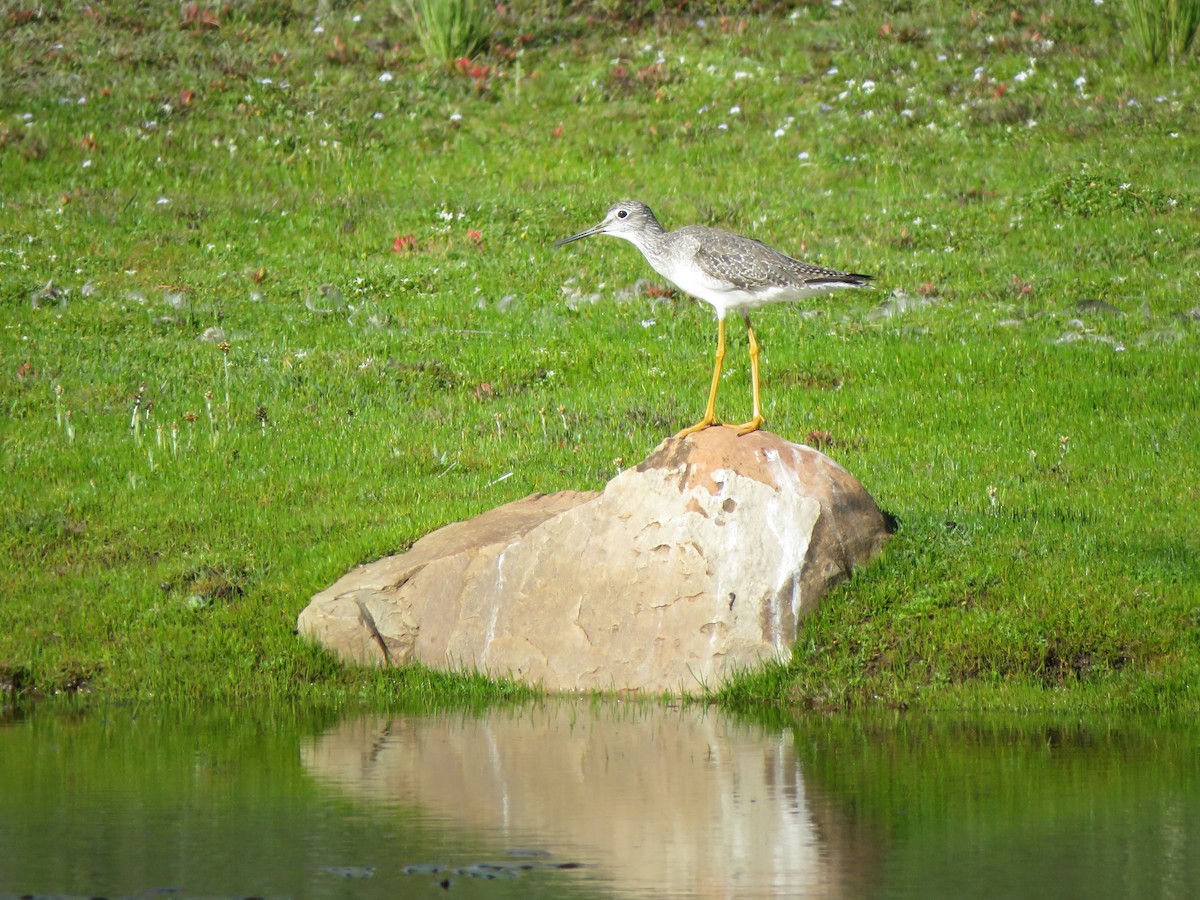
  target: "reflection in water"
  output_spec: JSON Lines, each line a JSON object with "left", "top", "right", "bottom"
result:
{"left": 2, "top": 704, "right": 1197, "bottom": 899}
{"left": 302, "top": 704, "right": 865, "bottom": 898}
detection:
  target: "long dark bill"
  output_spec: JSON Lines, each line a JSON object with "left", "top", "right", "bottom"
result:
{"left": 553, "top": 226, "right": 603, "bottom": 247}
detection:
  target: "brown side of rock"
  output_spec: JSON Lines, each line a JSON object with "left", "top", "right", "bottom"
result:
{"left": 296, "top": 490, "right": 598, "bottom": 666}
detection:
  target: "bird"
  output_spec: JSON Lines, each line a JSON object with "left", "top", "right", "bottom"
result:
{"left": 554, "top": 200, "right": 872, "bottom": 436}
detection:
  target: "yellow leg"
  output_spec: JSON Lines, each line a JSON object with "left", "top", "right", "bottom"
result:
{"left": 730, "top": 316, "right": 765, "bottom": 435}
{"left": 676, "top": 317, "right": 726, "bottom": 438}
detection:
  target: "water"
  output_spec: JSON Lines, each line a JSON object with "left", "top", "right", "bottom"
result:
{"left": 1, "top": 703, "right": 1197, "bottom": 899}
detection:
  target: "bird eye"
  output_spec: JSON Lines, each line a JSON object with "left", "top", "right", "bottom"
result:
{"left": 617, "top": 209, "right": 628, "bottom": 219}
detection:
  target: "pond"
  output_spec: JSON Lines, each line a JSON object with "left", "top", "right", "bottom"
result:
{"left": 1, "top": 702, "right": 1196, "bottom": 899}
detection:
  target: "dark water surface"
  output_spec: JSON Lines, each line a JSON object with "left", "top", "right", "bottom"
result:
{"left": 1, "top": 703, "right": 1196, "bottom": 899}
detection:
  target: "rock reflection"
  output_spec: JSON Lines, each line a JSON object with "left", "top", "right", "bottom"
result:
{"left": 301, "top": 703, "right": 871, "bottom": 898}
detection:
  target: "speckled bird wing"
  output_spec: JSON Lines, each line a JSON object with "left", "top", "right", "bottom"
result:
{"left": 685, "top": 226, "right": 848, "bottom": 290}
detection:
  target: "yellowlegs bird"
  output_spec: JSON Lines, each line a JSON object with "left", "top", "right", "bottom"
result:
{"left": 554, "top": 200, "right": 872, "bottom": 436}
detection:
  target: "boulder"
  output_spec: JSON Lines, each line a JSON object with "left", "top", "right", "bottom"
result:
{"left": 298, "top": 428, "right": 890, "bottom": 693}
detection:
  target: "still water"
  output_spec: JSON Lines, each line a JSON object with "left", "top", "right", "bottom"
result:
{"left": 1, "top": 702, "right": 1196, "bottom": 899}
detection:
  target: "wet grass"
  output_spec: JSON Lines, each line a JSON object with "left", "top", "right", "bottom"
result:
{"left": 1, "top": 1, "right": 1198, "bottom": 710}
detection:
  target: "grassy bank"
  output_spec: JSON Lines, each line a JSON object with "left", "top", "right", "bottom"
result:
{"left": 2, "top": 0, "right": 1197, "bottom": 710}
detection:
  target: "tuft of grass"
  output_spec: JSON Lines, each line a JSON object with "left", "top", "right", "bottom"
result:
{"left": 1022, "top": 168, "right": 1182, "bottom": 217}
{"left": 396, "top": 0, "right": 494, "bottom": 62}
{"left": 1122, "top": 0, "right": 1200, "bottom": 66}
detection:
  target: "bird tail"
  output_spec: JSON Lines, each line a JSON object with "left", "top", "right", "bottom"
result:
{"left": 812, "top": 273, "right": 873, "bottom": 289}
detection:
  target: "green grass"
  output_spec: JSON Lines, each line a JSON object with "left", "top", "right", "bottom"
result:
{"left": 2, "top": 0, "right": 1198, "bottom": 711}
{"left": 1122, "top": 0, "right": 1200, "bottom": 67}
{"left": 397, "top": 0, "right": 496, "bottom": 62}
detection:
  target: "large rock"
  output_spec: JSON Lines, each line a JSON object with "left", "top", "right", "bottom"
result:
{"left": 298, "top": 428, "right": 890, "bottom": 693}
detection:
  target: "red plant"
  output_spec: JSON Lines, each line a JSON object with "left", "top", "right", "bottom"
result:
{"left": 179, "top": 3, "right": 219, "bottom": 30}
{"left": 454, "top": 57, "right": 491, "bottom": 89}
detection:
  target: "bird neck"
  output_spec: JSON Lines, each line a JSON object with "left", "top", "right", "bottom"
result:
{"left": 620, "top": 218, "right": 666, "bottom": 257}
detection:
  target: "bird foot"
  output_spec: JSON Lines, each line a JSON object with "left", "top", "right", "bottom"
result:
{"left": 724, "top": 415, "right": 765, "bottom": 436}
{"left": 674, "top": 417, "right": 718, "bottom": 439}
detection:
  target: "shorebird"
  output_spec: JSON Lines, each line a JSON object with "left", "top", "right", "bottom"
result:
{"left": 554, "top": 200, "right": 872, "bottom": 436}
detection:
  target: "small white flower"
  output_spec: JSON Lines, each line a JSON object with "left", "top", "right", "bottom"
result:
{"left": 733, "top": 70, "right": 749, "bottom": 79}
{"left": 773, "top": 127, "right": 786, "bottom": 138}
{"left": 82, "top": 159, "right": 92, "bottom": 168}
{"left": 730, "top": 105, "right": 741, "bottom": 114}
{"left": 862, "top": 80, "right": 876, "bottom": 93}
{"left": 449, "top": 112, "right": 462, "bottom": 122}
{"left": 717, "top": 122, "right": 728, "bottom": 130}
{"left": 379, "top": 72, "right": 393, "bottom": 82}
{"left": 797, "top": 151, "right": 810, "bottom": 160}
{"left": 156, "top": 197, "right": 170, "bottom": 205}
{"left": 313, "top": 24, "right": 324, "bottom": 33}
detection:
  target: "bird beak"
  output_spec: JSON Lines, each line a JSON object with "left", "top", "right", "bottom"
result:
{"left": 553, "top": 220, "right": 606, "bottom": 247}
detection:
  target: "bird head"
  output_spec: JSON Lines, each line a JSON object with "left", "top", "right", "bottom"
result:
{"left": 554, "top": 200, "right": 663, "bottom": 248}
